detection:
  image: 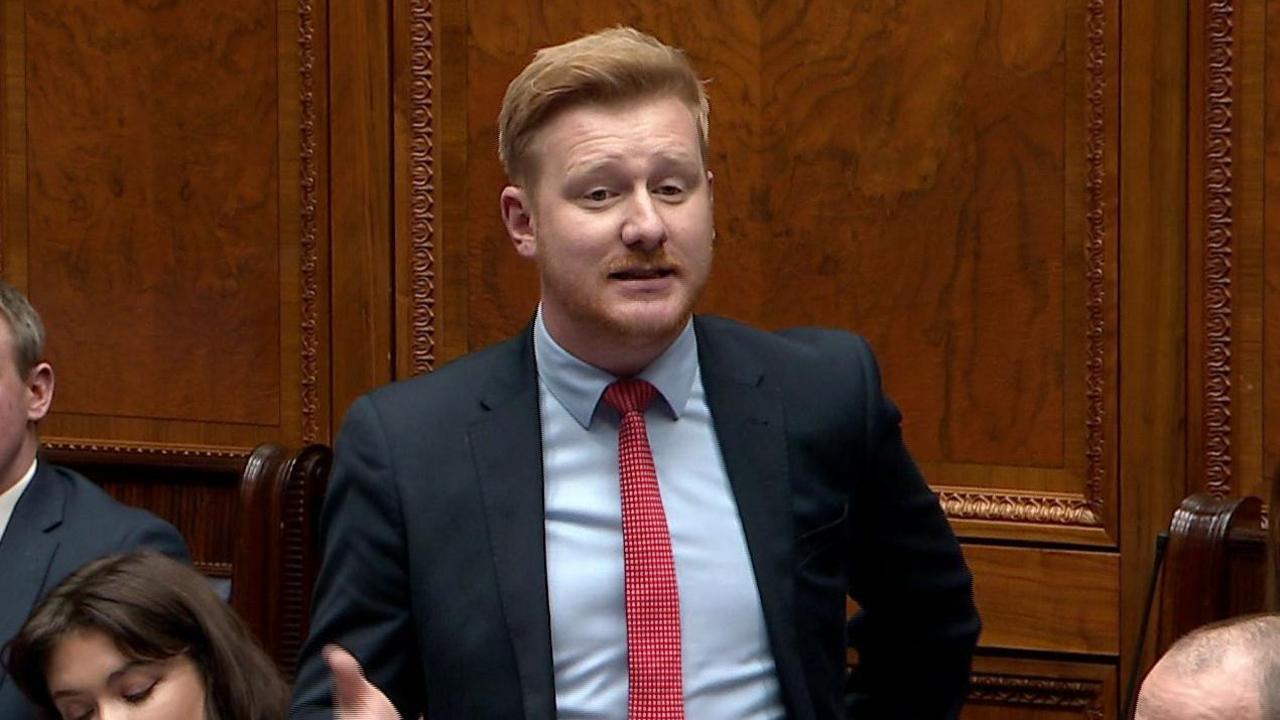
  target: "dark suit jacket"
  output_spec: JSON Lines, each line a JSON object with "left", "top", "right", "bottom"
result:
{"left": 0, "top": 461, "right": 190, "bottom": 719}
{"left": 291, "top": 316, "right": 980, "bottom": 719}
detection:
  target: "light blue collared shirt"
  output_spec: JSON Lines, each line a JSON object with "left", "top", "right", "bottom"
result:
{"left": 536, "top": 309, "right": 785, "bottom": 719}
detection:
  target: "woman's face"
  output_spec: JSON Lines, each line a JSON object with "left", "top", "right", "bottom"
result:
{"left": 43, "top": 628, "right": 207, "bottom": 720}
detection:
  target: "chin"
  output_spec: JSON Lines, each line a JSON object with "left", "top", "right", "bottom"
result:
{"left": 599, "top": 301, "right": 693, "bottom": 344}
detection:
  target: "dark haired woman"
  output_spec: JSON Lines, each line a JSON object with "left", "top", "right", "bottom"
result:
{"left": 4, "top": 552, "right": 288, "bottom": 720}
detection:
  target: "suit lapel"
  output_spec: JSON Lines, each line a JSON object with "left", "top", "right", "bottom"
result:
{"left": 695, "top": 318, "right": 816, "bottom": 720}
{"left": 0, "top": 462, "right": 64, "bottom": 694}
{"left": 468, "top": 325, "right": 556, "bottom": 720}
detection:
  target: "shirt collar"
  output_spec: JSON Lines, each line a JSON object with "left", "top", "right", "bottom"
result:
{"left": 533, "top": 306, "right": 698, "bottom": 429}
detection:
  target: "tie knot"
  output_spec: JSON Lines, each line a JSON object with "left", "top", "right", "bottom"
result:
{"left": 603, "top": 378, "right": 658, "bottom": 416}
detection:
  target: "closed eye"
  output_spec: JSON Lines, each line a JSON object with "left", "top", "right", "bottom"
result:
{"left": 123, "top": 679, "right": 158, "bottom": 704}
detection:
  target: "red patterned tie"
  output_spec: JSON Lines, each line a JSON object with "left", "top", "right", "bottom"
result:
{"left": 603, "top": 379, "right": 685, "bottom": 719}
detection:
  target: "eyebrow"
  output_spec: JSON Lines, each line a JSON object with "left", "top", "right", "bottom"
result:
{"left": 564, "top": 149, "right": 701, "bottom": 179}
{"left": 50, "top": 660, "right": 152, "bottom": 699}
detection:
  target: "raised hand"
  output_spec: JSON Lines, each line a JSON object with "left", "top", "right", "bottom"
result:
{"left": 325, "top": 645, "right": 401, "bottom": 720}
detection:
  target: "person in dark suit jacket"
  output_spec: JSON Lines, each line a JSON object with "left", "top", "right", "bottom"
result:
{"left": 0, "top": 282, "right": 189, "bottom": 720}
{"left": 291, "top": 27, "right": 979, "bottom": 720}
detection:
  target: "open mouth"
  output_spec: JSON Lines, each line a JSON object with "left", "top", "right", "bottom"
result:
{"left": 609, "top": 267, "right": 675, "bottom": 281}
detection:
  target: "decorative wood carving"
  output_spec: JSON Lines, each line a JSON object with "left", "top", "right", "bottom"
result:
{"left": 1202, "top": 0, "right": 1235, "bottom": 497}
{"left": 408, "top": 0, "right": 437, "bottom": 375}
{"left": 195, "top": 561, "right": 233, "bottom": 578}
{"left": 43, "top": 440, "right": 249, "bottom": 471}
{"left": 937, "top": 488, "right": 1103, "bottom": 528}
{"left": 968, "top": 672, "right": 1104, "bottom": 717}
{"left": 298, "top": 0, "right": 322, "bottom": 442}
{"left": 1084, "top": 0, "right": 1108, "bottom": 515}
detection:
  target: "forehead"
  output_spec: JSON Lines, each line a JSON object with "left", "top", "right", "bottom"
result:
{"left": 46, "top": 628, "right": 130, "bottom": 690}
{"left": 528, "top": 95, "right": 703, "bottom": 173}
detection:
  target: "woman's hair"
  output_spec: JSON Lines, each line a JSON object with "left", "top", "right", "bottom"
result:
{"left": 3, "top": 552, "right": 289, "bottom": 720}
{"left": 498, "top": 26, "right": 710, "bottom": 185}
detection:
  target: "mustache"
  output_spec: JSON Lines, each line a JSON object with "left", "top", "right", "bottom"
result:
{"left": 604, "top": 249, "right": 679, "bottom": 275}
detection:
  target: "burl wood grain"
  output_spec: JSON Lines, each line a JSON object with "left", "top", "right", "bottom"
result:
{"left": 24, "top": 0, "right": 280, "bottom": 425}
{"left": 462, "top": 2, "right": 1111, "bottom": 488}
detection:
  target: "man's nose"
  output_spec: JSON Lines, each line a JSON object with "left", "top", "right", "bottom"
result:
{"left": 620, "top": 191, "right": 667, "bottom": 251}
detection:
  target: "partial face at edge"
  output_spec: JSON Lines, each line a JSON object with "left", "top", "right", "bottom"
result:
{"left": 500, "top": 95, "right": 715, "bottom": 362}
{"left": 43, "top": 628, "right": 208, "bottom": 720}
{"left": 0, "top": 318, "right": 52, "bottom": 488}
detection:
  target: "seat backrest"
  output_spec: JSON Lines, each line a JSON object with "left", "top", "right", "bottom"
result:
{"left": 231, "top": 442, "right": 332, "bottom": 681}
{"left": 1156, "top": 492, "right": 1268, "bottom": 656}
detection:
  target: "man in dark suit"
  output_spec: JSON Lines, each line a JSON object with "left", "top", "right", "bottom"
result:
{"left": 292, "top": 27, "right": 979, "bottom": 720}
{"left": 0, "top": 282, "right": 188, "bottom": 719}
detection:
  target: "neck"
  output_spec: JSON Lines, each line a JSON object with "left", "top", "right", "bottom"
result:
{"left": 543, "top": 317, "right": 686, "bottom": 378}
{"left": 0, "top": 432, "right": 37, "bottom": 496}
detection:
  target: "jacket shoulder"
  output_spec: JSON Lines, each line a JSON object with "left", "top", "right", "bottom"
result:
{"left": 46, "top": 464, "right": 188, "bottom": 556}
{"left": 696, "top": 314, "right": 876, "bottom": 374}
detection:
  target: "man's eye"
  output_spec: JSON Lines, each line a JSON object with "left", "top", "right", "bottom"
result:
{"left": 654, "top": 184, "right": 684, "bottom": 197}
{"left": 584, "top": 189, "right": 611, "bottom": 202}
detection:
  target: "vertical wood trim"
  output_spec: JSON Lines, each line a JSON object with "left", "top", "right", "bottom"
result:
{"left": 1, "top": 0, "right": 26, "bottom": 285}
{"left": 1084, "top": 0, "right": 1109, "bottom": 516}
{"left": 1203, "top": 0, "right": 1236, "bottom": 496}
{"left": 1119, "top": 0, "right": 1190, "bottom": 699}
{"left": 298, "top": 0, "right": 321, "bottom": 442}
{"left": 407, "top": 0, "right": 437, "bottom": 375}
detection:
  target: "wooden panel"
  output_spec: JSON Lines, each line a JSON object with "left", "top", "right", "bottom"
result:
{"left": 965, "top": 544, "right": 1119, "bottom": 655}
{"left": 1117, "top": 0, "right": 1189, "bottom": 697}
{"left": 331, "top": 0, "right": 393, "bottom": 426}
{"left": 963, "top": 655, "right": 1114, "bottom": 720}
{"left": 24, "top": 0, "right": 278, "bottom": 424}
{"left": 1, "top": 0, "right": 332, "bottom": 452}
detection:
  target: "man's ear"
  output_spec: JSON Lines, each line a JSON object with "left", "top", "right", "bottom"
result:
{"left": 500, "top": 186, "right": 538, "bottom": 260}
{"left": 25, "top": 362, "right": 53, "bottom": 423}
{"left": 706, "top": 170, "right": 716, "bottom": 241}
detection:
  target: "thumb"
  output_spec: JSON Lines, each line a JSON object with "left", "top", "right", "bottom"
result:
{"left": 325, "top": 645, "right": 395, "bottom": 717}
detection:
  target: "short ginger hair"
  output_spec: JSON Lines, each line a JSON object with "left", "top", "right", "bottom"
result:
{"left": 497, "top": 26, "right": 710, "bottom": 185}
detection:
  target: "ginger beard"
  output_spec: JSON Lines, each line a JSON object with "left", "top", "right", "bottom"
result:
{"left": 536, "top": 241, "right": 711, "bottom": 353}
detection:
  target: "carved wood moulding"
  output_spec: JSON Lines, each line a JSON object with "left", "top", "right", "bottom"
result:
{"left": 1203, "top": 0, "right": 1235, "bottom": 497}
{"left": 968, "top": 673, "right": 1104, "bottom": 717}
{"left": 408, "top": 0, "right": 437, "bottom": 375}
{"left": 937, "top": 487, "right": 1103, "bottom": 528}
{"left": 298, "top": 0, "right": 321, "bottom": 442}
{"left": 195, "top": 561, "right": 234, "bottom": 578}
{"left": 43, "top": 439, "right": 250, "bottom": 471}
{"left": 1083, "top": 0, "right": 1109, "bottom": 515}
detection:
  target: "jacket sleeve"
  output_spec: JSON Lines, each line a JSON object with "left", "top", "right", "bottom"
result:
{"left": 843, "top": 340, "right": 981, "bottom": 719}
{"left": 290, "top": 395, "right": 426, "bottom": 720}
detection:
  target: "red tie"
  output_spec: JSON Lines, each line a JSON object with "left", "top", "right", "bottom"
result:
{"left": 603, "top": 379, "right": 685, "bottom": 719}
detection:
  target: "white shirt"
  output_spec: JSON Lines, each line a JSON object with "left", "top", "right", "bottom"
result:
{"left": 536, "top": 310, "right": 785, "bottom": 719}
{"left": 0, "top": 457, "right": 38, "bottom": 544}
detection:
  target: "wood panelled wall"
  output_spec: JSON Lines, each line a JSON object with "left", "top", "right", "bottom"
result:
{"left": 0, "top": 1, "right": 1274, "bottom": 717}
